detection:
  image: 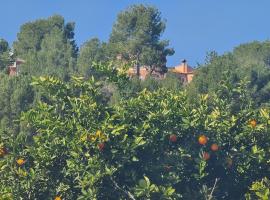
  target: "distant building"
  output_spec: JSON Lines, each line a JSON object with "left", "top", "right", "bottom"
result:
{"left": 127, "top": 59, "right": 194, "bottom": 84}
{"left": 127, "top": 65, "right": 166, "bottom": 80}
{"left": 8, "top": 58, "right": 25, "bottom": 76}
{"left": 168, "top": 60, "right": 194, "bottom": 84}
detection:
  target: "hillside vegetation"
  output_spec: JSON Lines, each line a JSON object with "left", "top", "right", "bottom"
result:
{"left": 0, "top": 4, "right": 270, "bottom": 200}
{"left": 189, "top": 41, "right": 270, "bottom": 106}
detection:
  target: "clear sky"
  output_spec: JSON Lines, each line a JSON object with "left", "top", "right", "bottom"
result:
{"left": 1, "top": 0, "right": 270, "bottom": 67}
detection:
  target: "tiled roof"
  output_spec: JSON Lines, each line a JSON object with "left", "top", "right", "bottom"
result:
{"left": 168, "top": 63, "right": 194, "bottom": 74}
{"left": 126, "top": 61, "right": 194, "bottom": 82}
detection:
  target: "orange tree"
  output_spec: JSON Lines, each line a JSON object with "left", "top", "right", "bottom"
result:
{"left": 0, "top": 72, "right": 270, "bottom": 199}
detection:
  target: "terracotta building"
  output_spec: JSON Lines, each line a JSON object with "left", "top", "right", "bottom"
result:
{"left": 127, "top": 59, "right": 194, "bottom": 84}
{"left": 8, "top": 59, "right": 25, "bottom": 76}
{"left": 168, "top": 59, "right": 194, "bottom": 84}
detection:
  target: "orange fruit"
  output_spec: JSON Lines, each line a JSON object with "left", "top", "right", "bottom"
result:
{"left": 0, "top": 147, "right": 7, "bottom": 157}
{"left": 16, "top": 158, "right": 26, "bottom": 166}
{"left": 202, "top": 152, "right": 210, "bottom": 160}
{"left": 98, "top": 143, "right": 105, "bottom": 151}
{"left": 211, "top": 143, "right": 219, "bottom": 151}
{"left": 169, "top": 134, "right": 177, "bottom": 143}
{"left": 55, "top": 196, "right": 61, "bottom": 200}
{"left": 198, "top": 135, "right": 208, "bottom": 145}
{"left": 249, "top": 119, "right": 257, "bottom": 128}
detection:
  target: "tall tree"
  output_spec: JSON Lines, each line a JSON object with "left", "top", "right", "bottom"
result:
{"left": 0, "top": 74, "right": 34, "bottom": 134}
{"left": 77, "top": 38, "right": 108, "bottom": 76}
{"left": 37, "top": 27, "right": 77, "bottom": 79}
{"left": 13, "top": 15, "right": 78, "bottom": 78}
{"left": 0, "top": 39, "right": 11, "bottom": 71}
{"left": 109, "top": 4, "right": 174, "bottom": 75}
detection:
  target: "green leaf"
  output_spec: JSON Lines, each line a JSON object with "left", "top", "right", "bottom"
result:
{"left": 134, "top": 136, "right": 146, "bottom": 146}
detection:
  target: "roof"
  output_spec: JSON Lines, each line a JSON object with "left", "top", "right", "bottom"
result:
{"left": 168, "top": 62, "right": 194, "bottom": 74}
{"left": 15, "top": 58, "right": 25, "bottom": 65}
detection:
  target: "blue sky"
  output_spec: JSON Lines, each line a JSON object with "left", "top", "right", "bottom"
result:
{"left": 1, "top": 0, "right": 270, "bottom": 66}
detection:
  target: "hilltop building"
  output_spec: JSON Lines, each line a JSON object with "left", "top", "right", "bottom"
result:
{"left": 7, "top": 56, "right": 194, "bottom": 84}
{"left": 127, "top": 59, "right": 194, "bottom": 84}
{"left": 8, "top": 58, "right": 25, "bottom": 76}
{"left": 168, "top": 59, "right": 194, "bottom": 84}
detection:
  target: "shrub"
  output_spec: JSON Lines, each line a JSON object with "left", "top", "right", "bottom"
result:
{"left": 245, "top": 177, "right": 270, "bottom": 200}
{"left": 0, "top": 73, "right": 269, "bottom": 199}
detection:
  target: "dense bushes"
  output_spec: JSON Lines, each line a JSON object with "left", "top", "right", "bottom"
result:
{"left": 0, "top": 72, "right": 269, "bottom": 199}
{"left": 0, "top": 74, "right": 34, "bottom": 135}
{"left": 189, "top": 41, "right": 270, "bottom": 106}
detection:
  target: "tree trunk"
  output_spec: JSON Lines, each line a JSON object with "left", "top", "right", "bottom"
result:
{"left": 136, "top": 58, "right": 140, "bottom": 77}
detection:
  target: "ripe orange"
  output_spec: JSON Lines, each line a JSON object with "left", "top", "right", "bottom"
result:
{"left": 169, "top": 134, "right": 177, "bottom": 143}
{"left": 211, "top": 143, "right": 219, "bottom": 151}
{"left": 55, "top": 196, "right": 61, "bottom": 200}
{"left": 98, "top": 143, "right": 105, "bottom": 151}
{"left": 198, "top": 135, "right": 208, "bottom": 145}
{"left": 0, "top": 147, "right": 7, "bottom": 157}
{"left": 16, "top": 158, "right": 26, "bottom": 166}
{"left": 202, "top": 152, "right": 210, "bottom": 160}
{"left": 249, "top": 119, "right": 257, "bottom": 128}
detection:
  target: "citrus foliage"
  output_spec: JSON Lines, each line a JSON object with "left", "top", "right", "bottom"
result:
{"left": 246, "top": 177, "right": 270, "bottom": 200}
{"left": 0, "top": 74, "right": 270, "bottom": 199}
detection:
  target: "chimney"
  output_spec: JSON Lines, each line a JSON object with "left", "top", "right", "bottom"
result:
{"left": 182, "top": 59, "right": 187, "bottom": 73}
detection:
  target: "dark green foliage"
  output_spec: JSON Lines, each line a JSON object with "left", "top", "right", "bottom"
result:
{"left": 141, "top": 73, "right": 183, "bottom": 92}
{"left": 0, "top": 15, "right": 79, "bottom": 140}
{"left": 0, "top": 39, "right": 12, "bottom": 71}
{"left": 13, "top": 15, "right": 78, "bottom": 79}
{"left": 13, "top": 15, "right": 77, "bottom": 56}
{"left": 0, "top": 74, "right": 34, "bottom": 135}
{"left": 77, "top": 38, "right": 108, "bottom": 76}
{"left": 189, "top": 53, "right": 237, "bottom": 95}
{"left": 109, "top": 4, "right": 174, "bottom": 74}
{"left": 112, "top": 73, "right": 183, "bottom": 103}
{"left": 189, "top": 41, "right": 270, "bottom": 106}
{"left": 161, "top": 72, "right": 183, "bottom": 91}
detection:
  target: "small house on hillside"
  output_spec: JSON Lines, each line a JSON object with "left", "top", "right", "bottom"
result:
{"left": 8, "top": 58, "right": 25, "bottom": 76}
{"left": 127, "top": 59, "right": 194, "bottom": 84}
{"left": 168, "top": 60, "right": 194, "bottom": 84}
{"left": 127, "top": 66, "right": 166, "bottom": 80}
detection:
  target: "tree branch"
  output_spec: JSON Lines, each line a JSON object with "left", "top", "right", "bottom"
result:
{"left": 110, "top": 177, "right": 137, "bottom": 200}
{"left": 208, "top": 178, "right": 219, "bottom": 200}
